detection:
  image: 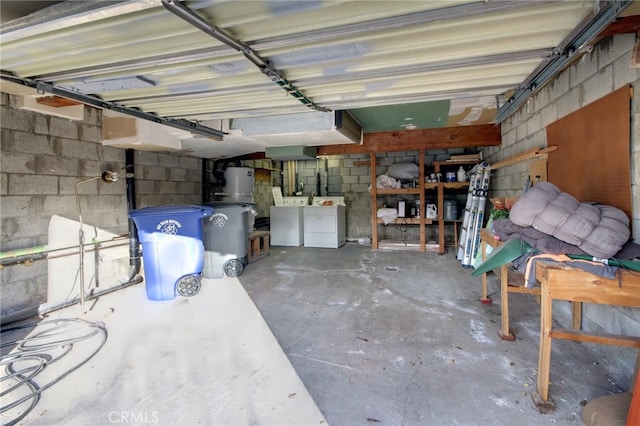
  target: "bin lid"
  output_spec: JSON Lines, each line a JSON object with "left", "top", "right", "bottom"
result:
{"left": 203, "top": 201, "right": 255, "bottom": 207}
{"left": 129, "top": 204, "right": 214, "bottom": 218}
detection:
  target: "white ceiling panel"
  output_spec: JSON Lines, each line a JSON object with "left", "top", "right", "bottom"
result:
{"left": 0, "top": 0, "right": 635, "bottom": 158}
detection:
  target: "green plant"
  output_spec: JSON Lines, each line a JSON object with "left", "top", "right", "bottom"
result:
{"left": 489, "top": 207, "right": 510, "bottom": 220}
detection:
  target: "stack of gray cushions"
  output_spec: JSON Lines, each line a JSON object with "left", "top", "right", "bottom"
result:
{"left": 507, "top": 182, "right": 630, "bottom": 259}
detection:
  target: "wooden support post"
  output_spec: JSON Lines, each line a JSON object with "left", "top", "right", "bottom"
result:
{"left": 480, "top": 235, "right": 492, "bottom": 304}
{"left": 498, "top": 264, "right": 516, "bottom": 341}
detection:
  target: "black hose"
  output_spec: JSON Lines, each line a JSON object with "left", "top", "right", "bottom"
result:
{"left": 0, "top": 319, "right": 108, "bottom": 425}
{"left": 202, "top": 158, "right": 211, "bottom": 203}
{"left": 212, "top": 159, "right": 228, "bottom": 188}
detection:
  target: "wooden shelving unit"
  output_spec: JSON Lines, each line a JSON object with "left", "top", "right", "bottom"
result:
{"left": 429, "top": 160, "right": 475, "bottom": 254}
{"left": 371, "top": 154, "right": 477, "bottom": 254}
{"left": 371, "top": 151, "right": 426, "bottom": 251}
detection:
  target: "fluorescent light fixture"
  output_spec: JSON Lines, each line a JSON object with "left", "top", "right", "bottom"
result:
{"left": 60, "top": 76, "right": 155, "bottom": 93}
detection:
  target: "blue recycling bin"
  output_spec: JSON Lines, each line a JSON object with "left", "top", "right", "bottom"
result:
{"left": 129, "top": 205, "right": 213, "bottom": 301}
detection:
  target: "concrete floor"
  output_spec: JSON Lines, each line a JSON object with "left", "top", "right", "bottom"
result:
{"left": 1, "top": 272, "right": 326, "bottom": 426}
{"left": 239, "top": 243, "right": 623, "bottom": 426}
{"left": 2, "top": 243, "right": 625, "bottom": 426}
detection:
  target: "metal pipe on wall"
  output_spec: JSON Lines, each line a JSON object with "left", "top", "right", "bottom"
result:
{"left": 0, "top": 239, "right": 130, "bottom": 268}
{"left": 287, "top": 161, "right": 296, "bottom": 196}
{"left": 75, "top": 172, "right": 120, "bottom": 313}
{"left": 37, "top": 279, "right": 140, "bottom": 317}
{"left": 36, "top": 150, "right": 142, "bottom": 319}
{"left": 125, "top": 149, "right": 141, "bottom": 283}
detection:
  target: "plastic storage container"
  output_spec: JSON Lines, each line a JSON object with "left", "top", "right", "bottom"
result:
{"left": 202, "top": 202, "right": 253, "bottom": 278}
{"left": 129, "top": 205, "right": 213, "bottom": 301}
{"left": 444, "top": 200, "right": 458, "bottom": 220}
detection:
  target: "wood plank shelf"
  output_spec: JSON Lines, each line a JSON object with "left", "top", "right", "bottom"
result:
{"left": 376, "top": 188, "right": 421, "bottom": 195}
{"left": 377, "top": 218, "right": 433, "bottom": 225}
{"left": 424, "top": 182, "right": 470, "bottom": 190}
{"left": 443, "top": 182, "right": 470, "bottom": 189}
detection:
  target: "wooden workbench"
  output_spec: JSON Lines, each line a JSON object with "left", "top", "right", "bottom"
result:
{"left": 533, "top": 260, "right": 640, "bottom": 410}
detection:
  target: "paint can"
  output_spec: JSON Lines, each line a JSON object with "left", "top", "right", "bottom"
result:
{"left": 445, "top": 172, "right": 456, "bottom": 182}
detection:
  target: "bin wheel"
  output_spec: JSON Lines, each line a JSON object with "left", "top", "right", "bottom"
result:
{"left": 223, "top": 259, "right": 243, "bottom": 277}
{"left": 176, "top": 274, "right": 201, "bottom": 297}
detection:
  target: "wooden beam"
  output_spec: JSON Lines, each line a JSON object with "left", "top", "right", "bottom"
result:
{"left": 254, "top": 168, "right": 272, "bottom": 182}
{"left": 35, "top": 95, "right": 82, "bottom": 108}
{"left": 491, "top": 147, "right": 539, "bottom": 169}
{"left": 353, "top": 160, "right": 379, "bottom": 166}
{"left": 317, "top": 124, "right": 501, "bottom": 155}
{"left": 551, "top": 329, "right": 640, "bottom": 348}
{"left": 491, "top": 146, "right": 557, "bottom": 169}
{"left": 598, "top": 15, "right": 640, "bottom": 37}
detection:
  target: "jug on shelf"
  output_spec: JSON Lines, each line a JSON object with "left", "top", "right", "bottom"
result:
{"left": 426, "top": 204, "right": 437, "bottom": 219}
{"left": 457, "top": 166, "right": 467, "bottom": 182}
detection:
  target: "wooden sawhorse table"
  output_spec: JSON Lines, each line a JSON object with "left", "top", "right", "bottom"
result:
{"left": 479, "top": 229, "right": 542, "bottom": 340}
{"left": 533, "top": 260, "right": 640, "bottom": 410}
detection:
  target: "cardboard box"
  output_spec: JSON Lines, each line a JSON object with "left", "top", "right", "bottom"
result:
{"left": 490, "top": 197, "right": 518, "bottom": 210}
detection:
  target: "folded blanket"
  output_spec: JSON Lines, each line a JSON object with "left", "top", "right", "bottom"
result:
{"left": 492, "top": 218, "right": 640, "bottom": 260}
{"left": 508, "top": 182, "right": 630, "bottom": 259}
{"left": 492, "top": 219, "right": 587, "bottom": 255}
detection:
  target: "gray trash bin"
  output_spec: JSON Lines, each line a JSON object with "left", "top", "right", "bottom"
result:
{"left": 202, "top": 202, "right": 253, "bottom": 278}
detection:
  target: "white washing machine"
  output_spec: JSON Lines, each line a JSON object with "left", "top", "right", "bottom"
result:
{"left": 270, "top": 197, "right": 307, "bottom": 246}
{"left": 304, "top": 197, "right": 346, "bottom": 249}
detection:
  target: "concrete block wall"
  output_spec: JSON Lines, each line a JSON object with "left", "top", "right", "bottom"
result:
{"left": 1, "top": 94, "right": 204, "bottom": 322}
{"left": 238, "top": 158, "right": 282, "bottom": 219}
{"left": 482, "top": 33, "right": 640, "bottom": 388}
{"left": 133, "top": 150, "right": 202, "bottom": 208}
